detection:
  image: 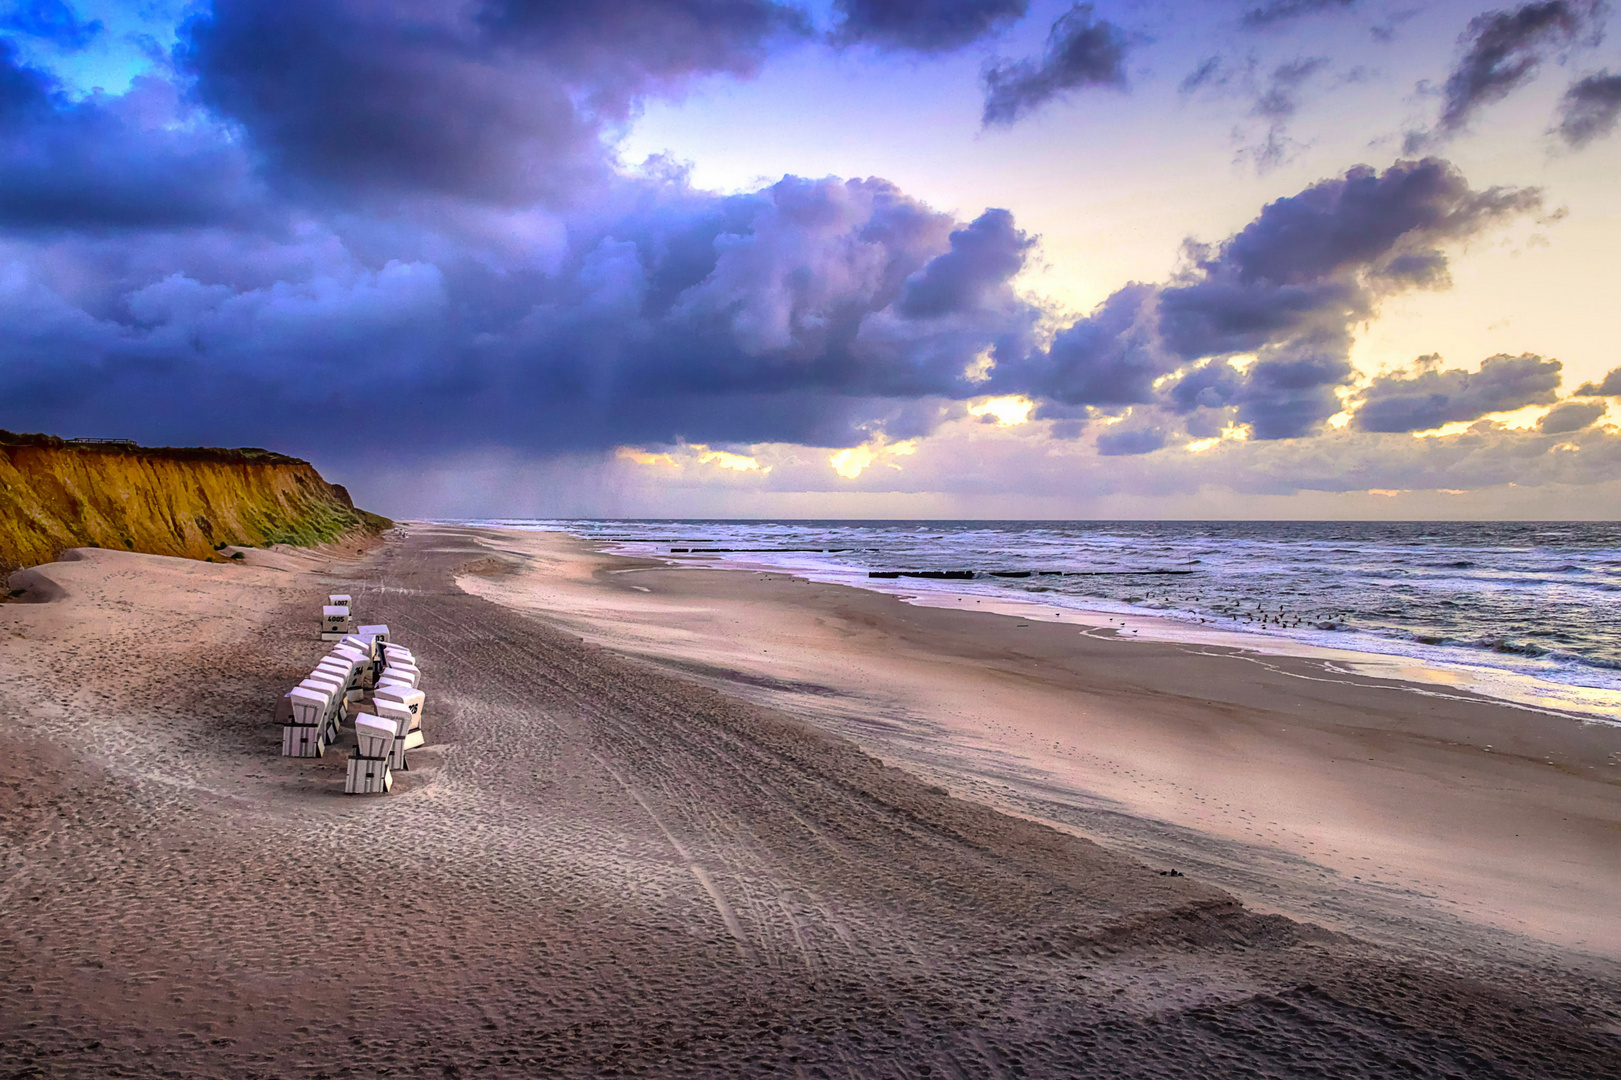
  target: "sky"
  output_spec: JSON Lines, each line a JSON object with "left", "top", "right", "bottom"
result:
{"left": 2, "top": 0, "right": 1619, "bottom": 519}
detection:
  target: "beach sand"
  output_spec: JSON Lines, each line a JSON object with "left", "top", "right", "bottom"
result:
{"left": 2, "top": 524, "right": 1618, "bottom": 1077}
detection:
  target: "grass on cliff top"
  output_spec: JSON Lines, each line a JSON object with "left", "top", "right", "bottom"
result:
{"left": 0, "top": 429, "right": 305, "bottom": 467}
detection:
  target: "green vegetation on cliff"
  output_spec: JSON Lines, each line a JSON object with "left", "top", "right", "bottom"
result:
{"left": 0, "top": 431, "right": 392, "bottom": 572}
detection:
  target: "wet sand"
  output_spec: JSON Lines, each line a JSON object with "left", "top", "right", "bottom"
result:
{"left": 461, "top": 529, "right": 1621, "bottom": 958}
{"left": 1, "top": 524, "right": 1619, "bottom": 1077}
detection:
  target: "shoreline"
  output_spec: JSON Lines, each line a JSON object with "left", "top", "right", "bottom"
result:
{"left": 460, "top": 526, "right": 1621, "bottom": 959}
{"left": 3, "top": 524, "right": 1619, "bottom": 1076}
{"left": 607, "top": 537, "right": 1621, "bottom": 728}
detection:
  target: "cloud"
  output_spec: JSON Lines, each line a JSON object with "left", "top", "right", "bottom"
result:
{"left": 991, "top": 158, "right": 1540, "bottom": 440}
{"left": 1412, "top": 0, "right": 1606, "bottom": 148}
{"left": 1179, "top": 54, "right": 1333, "bottom": 173}
{"left": 1553, "top": 70, "right": 1621, "bottom": 147}
{"left": 1251, "top": 57, "right": 1330, "bottom": 120}
{"left": 1241, "top": 56, "right": 1330, "bottom": 171}
{"left": 1096, "top": 413, "right": 1170, "bottom": 456}
{"left": 0, "top": 43, "right": 263, "bottom": 231}
{"left": 981, "top": 3, "right": 1129, "bottom": 125}
{"left": 832, "top": 0, "right": 1028, "bottom": 52}
{"left": 1240, "top": 0, "right": 1358, "bottom": 30}
{"left": 180, "top": 0, "right": 810, "bottom": 206}
{"left": 1574, "top": 365, "right": 1621, "bottom": 395}
{"left": 897, "top": 208, "right": 1033, "bottom": 318}
{"left": 1, "top": 0, "right": 102, "bottom": 50}
{"left": 1538, "top": 398, "right": 1607, "bottom": 432}
{"left": 0, "top": 169, "right": 1035, "bottom": 456}
{"left": 1352, "top": 352, "right": 1563, "bottom": 432}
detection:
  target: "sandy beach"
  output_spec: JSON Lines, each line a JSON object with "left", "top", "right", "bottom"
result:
{"left": 3, "top": 523, "right": 1619, "bottom": 1077}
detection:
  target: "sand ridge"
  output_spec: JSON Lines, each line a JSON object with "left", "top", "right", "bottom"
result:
{"left": 1, "top": 526, "right": 1618, "bottom": 1077}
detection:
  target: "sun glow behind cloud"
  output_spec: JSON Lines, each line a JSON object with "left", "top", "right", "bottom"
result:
{"left": 829, "top": 438, "right": 919, "bottom": 479}
{"left": 968, "top": 396, "right": 1034, "bottom": 426}
{"left": 616, "top": 445, "right": 764, "bottom": 473}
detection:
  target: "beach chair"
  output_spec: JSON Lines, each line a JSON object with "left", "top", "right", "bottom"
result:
{"left": 315, "top": 659, "right": 363, "bottom": 703}
{"left": 372, "top": 683, "right": 425, "bottom": 727}
{"left": 354, "top": 714, "right": 395, "bottom": 760}
{"left": 332, "top": 644, "right": 369, "bottom": 667}
{"left": 326, "top": 651, "right": 369, "bottom": 696}
{"left": 321, "top": 605, "right": 353, "bottom": 640}
{"left": 283, "top": 685, "right": 330, "bottom": 757}
{"left": 378, "top": 665, "right": 418, "bottom": 689}
{"left": 301, "top": 675, "right": 347, "bottom": 738}
{"left": 315, "top": 656, "right": 355, "bottom": 682}
{"left": 346, "top": 714, "right": 396, "bottom": 794}
{"left": 372, "top": 699, "right": 423, "bottom": 770}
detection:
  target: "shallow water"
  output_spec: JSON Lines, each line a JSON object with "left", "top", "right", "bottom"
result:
{"left": 455, "top": 518, "right": 1621, "bottom": 720}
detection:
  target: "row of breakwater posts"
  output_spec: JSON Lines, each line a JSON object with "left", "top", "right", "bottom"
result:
{"left": 276, "top": 594, "right": 426, "bottom": 795}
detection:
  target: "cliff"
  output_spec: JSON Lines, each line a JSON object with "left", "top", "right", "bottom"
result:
{"left": 0, "top": 431, "right": 392, "bottom": 573}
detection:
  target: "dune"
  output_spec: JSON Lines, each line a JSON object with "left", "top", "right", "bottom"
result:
{"left": 0, "top": 429, "right": 389, "bottom": 575}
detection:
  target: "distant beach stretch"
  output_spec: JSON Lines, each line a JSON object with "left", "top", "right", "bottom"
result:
{"left": 506, "top": 518, "right": 1621, "bottom": 723}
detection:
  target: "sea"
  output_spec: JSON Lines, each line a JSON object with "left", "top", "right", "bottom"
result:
{"left": 458, "top": 519, "right": 1621, "bottom": 723}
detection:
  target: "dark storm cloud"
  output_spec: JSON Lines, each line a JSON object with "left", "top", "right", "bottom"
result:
{"left": 1574, "top": 365, "right": 1621, "bottom": 395}
{"left": 981, "top": 3, "right": 1129, "bottom": 125}
{"left": 897, "top": 209, "right": 1033, "bottom": 318}
{"left": 1, "top": 0, "right": 102, "bottom": 50}
{"left": 0, "top": 43, "right": 261, "bottom": 231}
{"left": 1352, "top": 352, "right": 1563, "bottom": 432}
{"left": 832, "top": 0, "right": 1028, "bottom": 52}
{"left": 1416, "top": 0, "right": 1606, "bottom": 146}
{"left": 1538, "top": 398, "right": 1606, "bottom": 432}
{"left": 1553, "top": 70, "right": 1621, "bottom": 146}
{"left": 0, "top": 172, "right": 1039, "bottom": 455}
{"left": 1096, "top": 419, "right": 1169, "bottom": 456}
{"left": 0, "top": 0, "right": 1552, "bottom": 479}
{"left": 992, "top": 158, "right": 1540, "bottom": 440}
{"left": 1202, "top": 158, "right": 1538, "bottom": 287}
{"left": 180, "top": 0, "right": 810, "bottom": 205}
{"left": 1240, "top": 0, "right": 1357, "bottom": 30}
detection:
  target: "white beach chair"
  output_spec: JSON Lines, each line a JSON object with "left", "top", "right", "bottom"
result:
{"left": 305, "top": 670, "right": 347, "bottom": 698}
{"left": 315, "top": 656, "right": 355, "bottom": 682}
{"left": 282, "top": 723, "right": 326, "bottom": 757}
{"left": 344, "top": 753, "right": 393, "bottom": 794}
{"left": 283, "top": 685, "right": 330, "bottom": 757}
{"left": 378, "top": 666, "right": 418, "bottom": 689}
{"left": 315, "top": 660, "right": 362, "bottom": 702}
{"left": 332, "top": 644, "right": 368, "bottom": 666}
{"left": 372, "top": 699, "right": 423, "bottom": 770}
{"left": 301, "top": 675, "right": 347, "bottom": 736}
{"left": 326, "top": 651, "right": 369, "bottom": 696}
{"left": 287, "top": 684, "right": 331, "bottom": 726}
{"left": 373, "top": 697, "right": 421, "bottom": 735}
{"left": 372, "top": 683, "right": 425, "bottom": 726}
{"left": 354, "top": 714, "right": 396, "bottom": 760}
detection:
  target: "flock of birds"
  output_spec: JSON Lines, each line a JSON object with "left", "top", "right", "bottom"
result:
{"left": 1111, "top": 590, "right": 1353, "bottom": 632}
